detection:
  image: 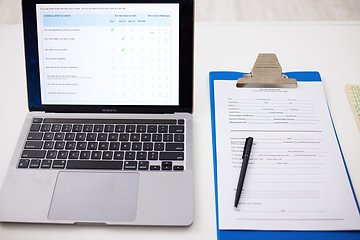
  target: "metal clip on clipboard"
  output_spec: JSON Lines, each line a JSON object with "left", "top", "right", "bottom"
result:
{"left": 236, "top": 53, "right": 298, "bottom": 88}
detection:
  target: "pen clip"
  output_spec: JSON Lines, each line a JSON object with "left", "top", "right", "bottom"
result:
{"left": 242, "top": 138, "right": 249, "bottom": 159}
{"left": 242, "top": 138, "right": 248, "bottom": 159}
{"left": 242, "top": 137, "right": 253, "bottom": 159}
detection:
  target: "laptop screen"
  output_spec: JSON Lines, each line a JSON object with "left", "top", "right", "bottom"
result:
{"left": 22, "top": 0, "right": 193, "bottom": 113}
{"left": 36, "top": 3, "right": 179, "bottom": 106}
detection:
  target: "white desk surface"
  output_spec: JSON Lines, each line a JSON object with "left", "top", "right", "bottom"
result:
{"left": 1, "top": 22, "right": 360, "bottom": 239}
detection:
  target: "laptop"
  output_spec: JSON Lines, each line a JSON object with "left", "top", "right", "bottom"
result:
{"left": 0, "top": 0, "right": 194, "bottom": 226}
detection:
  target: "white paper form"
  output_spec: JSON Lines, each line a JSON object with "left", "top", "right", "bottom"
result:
{"left": 213, "top": 80, "right": 360, "bottom": 230}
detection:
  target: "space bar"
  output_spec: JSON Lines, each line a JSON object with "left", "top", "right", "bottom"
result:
{"left": 66, "top": 160, "right": 123, "bottom": 170}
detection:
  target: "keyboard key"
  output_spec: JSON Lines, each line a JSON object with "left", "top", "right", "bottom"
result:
{"left": 130, "top": 133, "right": 140, "bottom": 141}
{"left": 22, "top": 150, "right": 46, "bottom": 158}
{"left": 163, "top": 134, "right": 173, "bottom": 142}
{"left": 114, "top": 151, "right": 124, "bottom": 160}
{"left": 65, "top": 141, "right": 76, "bottom": 150}
{"left": 152, "top": 134, "right": 162, "bottom": 142}
{"left": 108, "top": 133, "right": 118, "bottom": 141}
{"left": 43, "top": 132, "right": 54, "bottom": 140}
{"left": 67, "top": 160, "right": 123, "bottom": 170}
{"left": 132, "top": 142, "right": 142, "bottom": 150}
{"left": 40, "top": 124, "right": 51, "bottom": 132}
{"left": 147, "top": 125, "right": 157, "bottom": 133}
{"left": 136, "top": 125, "right": 146, "bottom": 133}
{"left": 99, "top": 142, "right": 109, "bottom": 150}
{"left": 27, "top": 132, "right": 43, "bottom": 140}
{"left": 24, "top": 141, "right": 43, "bottom": 149}
{"left": 65, "top": 133, "right": 75, "bottom": 141}
{"left": 87, "top": 142, "right": 98, "bottom": 150}
{"left": 126, "top": 125, "right": 136, "bottom": 132}
{"left": 46, "top": 150, "right": 57, "bottom": 159}
{"left": 125, "top": 151, "right": 135, "bottom": 160}
{"left": 69, "top": 151, "right": 80, "bottom": 159}
{"left": 150, "top": 165, "right": 160, "bottom": 170}
{"left": 154, "top": 143, "right": 164, "bottom": 151}
{"left": 54, "top": 133, "right": 65, "bottom": 140}
{"left": 124, "top": 161, "right": 137, "bottom": 170}
{"left": 57, "top": 151, "right": 69, "bottom": 159}
{"left": 54, "top": 141, "right": 65, "bottom": 149}
{"left": 80, "top": 151, "right": 91, "bottom": 159}
{"left": 119, "top": 133, "right": 129, "bottom": 141}
{"left": 72, "top": 124, "right": 83, "bottom": 132}
{"left": 160, "top": 152, "right": 184, "bottom": 161}
{"left": 76, "top": 142, "right": 87, "bottom": 150}
{"left": 86, "top": 133, "right": 97, "bottom": 141}
{"left": 94, "top": 125, "right": 104, "bottom": 132}
{"left": 51, "top": 124, "right": 62, "bottom": 132}
{"left": 158, "top": 125, "right": 168, "bottom": 133}
{"left": 18, "top": 159, "right": 30, "bottom": 168}
{"left": 97, "top": 133, "right": 108, "bottom": 141}
{"left": 29, "top": 159, "right": 41, "bottom": 168}
{"left": 162, "top": 161, "right": 172, "bottom": 170}
{"left": 115, "top": 125, "right": 125, "bottom": 132}
{"left": 75, "top": 133, "right": 86, "bottom": 141}
{"left": 173, "top": 166, "right": 184, "bottom": 171}
{"left": 52, "top": 160, "right": 66, "bottom": 169}
{"left": 32, "top": 118, "right": 43, "bottom": 123}
{"left": 91, "top": 151, "right": 102, "bottom": 159}
{"left": 104, "top": 125, "right": 115, "bottom": 132}
{"left": 121, "top": 142, "right": 131, "bottom": 150}
{"left": 169, "top": 126, "right": 184, "bottom": 133}
{"left": 136, "top": 152, "right": 147, "bottom": 160}
{"left": 109, "top": 142, "right": 120, "bottom": 150}
{"left": 166, "top": 143, "right": 184, "bottom": 151}
{"left": 138, "top": 161, "right": 149, "bottom": 170}
{"left": 141, "top": 134, "right": 151, "bottom": 141}
{"left": 43, "top": 141, "right": 55, "bottom": 149}
{"left": 102, "top": 151, "right": 113, "bottom": 159}
{"left": 62, "top": 124, "right": 72, "bottom": 132}
{"left": 148, "top": 152, "right": 158, "bottom": 160}
{"left": 83, "top": 125, "right": 93, "bottom": 132}
{"left": 41, "top": 160, "right": 52, "bottom": 169}
{"left": 143, "top": 143, "right": 153, "bottom": 150}
{"left": 30, "top": 124, "right": 41, "bottom": 131}
{"left": 174, "top": 134, "right": 184, "bottom": 142}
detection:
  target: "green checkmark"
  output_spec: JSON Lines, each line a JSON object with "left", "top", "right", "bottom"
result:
{"left": 122, "top": 36, "right": 125, "bottom": 40}
{"left": 111, "top": 28, "right": 114, "bottom": 31}
{"left": 122, "top": 48, "right": 125, "bottom": 51}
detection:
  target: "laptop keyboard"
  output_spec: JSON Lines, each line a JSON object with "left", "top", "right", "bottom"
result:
{"left": 18, "top": 118, "right": 185, "bottom": 171}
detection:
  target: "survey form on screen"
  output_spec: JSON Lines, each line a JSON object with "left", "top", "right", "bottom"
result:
{"left": 213, "top": 80, "right": 360, "bottom": 230}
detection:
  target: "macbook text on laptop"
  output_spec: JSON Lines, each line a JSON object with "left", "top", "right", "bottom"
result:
{"left": 0, "top": 0, "right": 194, "bottom": 226}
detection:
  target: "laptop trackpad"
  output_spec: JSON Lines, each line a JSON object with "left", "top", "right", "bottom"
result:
{"left": 48, "top": 171, "right": 139, "bottom": 222}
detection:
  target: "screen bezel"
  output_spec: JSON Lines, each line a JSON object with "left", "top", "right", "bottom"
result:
{"left": 22, "top": 0, "right": 193, "bottom": 113}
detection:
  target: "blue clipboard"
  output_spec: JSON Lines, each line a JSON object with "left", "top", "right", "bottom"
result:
{"left": 209, "top": 71, "right": 360, "bottom": 240}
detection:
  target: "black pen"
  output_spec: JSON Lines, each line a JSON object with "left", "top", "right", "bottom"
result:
{"left": 234, "top": 137, "right": 253, "bottom": 208}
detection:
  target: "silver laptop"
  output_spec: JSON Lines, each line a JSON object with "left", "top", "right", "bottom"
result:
{"left": 0, "top": 0, "right": 194, "bottom": 226}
